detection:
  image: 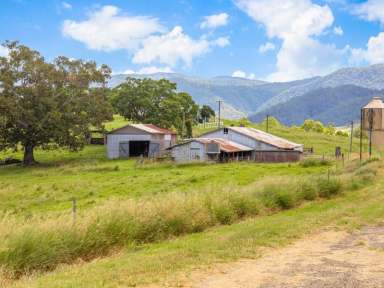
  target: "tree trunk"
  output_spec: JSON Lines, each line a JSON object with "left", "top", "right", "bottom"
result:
{"left": 23, "top": 145, "right": 36, "bottom": 165}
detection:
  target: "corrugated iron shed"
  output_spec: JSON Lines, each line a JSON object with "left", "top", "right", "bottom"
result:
{"left": 170, "top": 138, "right": 253, "bottom": 153}
{"left": 109, "top": 123, "right": 176, "bottom": 135}
{"left": 200, "top": 127, "right": 301, "bottom": 150}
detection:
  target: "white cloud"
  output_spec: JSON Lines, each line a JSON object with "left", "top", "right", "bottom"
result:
{"left": 333, "top": 26, "right": 343, "bottom": 36}
{"left": 352, "top": 0, "right": 384, "bottom": 25}
{"left": 350, "top": 32, "right": 384, "bottom": 65}
{"left": 62, "top": 1, "right": 72, "bottom": 9}
{"left": 62, "top": 5, "right": 164, "bottom": 51}
{"left": 235, "top": 0, "right": 347, "bottom": 81}
{"left": 258, "top": 42, "right": 275, "bottom": 53}
{"left": 232, "top": 70, "right": 256, "bottom": 79}
{"left": 200, "top": 13, "right": 229, "bottom": 29}
{"left": 132, "top": 26, "right": 226, "bottom": 67}
{"left": 63, "top": 6, "right": 228, "bottom": 68}
{"left": 213, "top": 36, "right": 230, "bottom": 47}
{"left": 122, "top": 66, "right": 174, "bottom": 75}
{"left": 0, "top": 46, "right": 8, "bottom": 57}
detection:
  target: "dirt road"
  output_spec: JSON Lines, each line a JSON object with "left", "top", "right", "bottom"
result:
{"left": 188, "top": 226, "right": 384, "bottom": 288}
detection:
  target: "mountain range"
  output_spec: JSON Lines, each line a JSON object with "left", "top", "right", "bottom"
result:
{"left": 110, "top": 64, "right": 384, "bottom": 126}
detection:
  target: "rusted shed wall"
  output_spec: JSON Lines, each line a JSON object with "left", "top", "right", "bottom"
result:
{"left": 253, "top": 151, "right": 302, "bottom": 163}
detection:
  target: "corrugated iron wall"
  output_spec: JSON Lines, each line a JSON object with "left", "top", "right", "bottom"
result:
{"left": 253, "top": 151, "right": 302, "bottom": 163}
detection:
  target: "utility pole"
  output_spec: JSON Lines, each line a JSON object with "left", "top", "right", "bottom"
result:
{"left": 266, "top": 114, "right": 269, "bottom": 133}
{"left": 368, "top": 109, "right": 373, "bottom": 158}
{"left": 349, "top": 121, "right": 353, "bottom": 159}
{"left": 360, "top": 109, "right": 363, "bottom": 164}
{"left": 182, "top": 110, "right": 186, "bottom": 138}
{"left": 217, "top": 100, "right": 222, "bottom": 128}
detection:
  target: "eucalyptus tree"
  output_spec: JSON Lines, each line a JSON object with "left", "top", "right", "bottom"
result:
{"left": 0, "top": 42, "right": 113, "bottom": 165}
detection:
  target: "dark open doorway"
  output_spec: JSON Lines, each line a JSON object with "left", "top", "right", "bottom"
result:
{"left": 129, "top": 141, "right": 149, "bottom": 157}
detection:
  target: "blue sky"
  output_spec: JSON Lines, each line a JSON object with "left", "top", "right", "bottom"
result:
{"left": 1, "top": 0, "right": 384, "bottom": 81}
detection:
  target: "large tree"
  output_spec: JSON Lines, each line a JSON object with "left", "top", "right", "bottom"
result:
{"left": 0, "top": 42, "right": 113, "bottom": 165}
{"left": 110, "top": 77, "right": 198, "bottom": 138}
{"left": 198, "top": 105, "right": 215, "bottom": 122}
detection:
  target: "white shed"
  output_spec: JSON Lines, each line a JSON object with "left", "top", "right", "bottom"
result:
{"left": 106, "top": 124, "right": 177, "bottom": 159}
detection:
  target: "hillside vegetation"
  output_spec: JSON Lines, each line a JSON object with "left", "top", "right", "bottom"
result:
{"left": 110, "top": 64, "right": 384, "bottom": 123}
{"left": 250, "top": 85, "right": 383, "bottom": 125}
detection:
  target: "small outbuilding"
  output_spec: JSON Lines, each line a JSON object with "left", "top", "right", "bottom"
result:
{"left": 106, "top": 124, "right": 177, "bottom": 159}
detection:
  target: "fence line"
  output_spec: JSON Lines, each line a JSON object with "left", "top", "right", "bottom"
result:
{"left": 197, "top": 121, "right": 224, "bottom": 128}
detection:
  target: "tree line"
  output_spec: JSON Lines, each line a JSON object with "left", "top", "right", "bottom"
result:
{"left": 0, "top": 42, "right": 215, "bottom": 165}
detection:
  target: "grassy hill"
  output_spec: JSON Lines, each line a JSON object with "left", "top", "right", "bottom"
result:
{"left": 0, "top": 116, "right": 378, "bottom": 287}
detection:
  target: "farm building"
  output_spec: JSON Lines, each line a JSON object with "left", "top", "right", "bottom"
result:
{"left": 106, "top": 124, "right": 177, "bottom": 159}
{"left": 169, "top": 126, "right": 303, "bottom": 163}
{"left": 169, "top": 138, "right": 254, "bottom": 162}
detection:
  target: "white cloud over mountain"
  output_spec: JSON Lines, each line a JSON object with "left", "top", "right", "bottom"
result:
{"left": 352, "top": 0, "right": 384, "bottom": 25}
{"left": 232, "top": 70, "right": 256, "bottom": 79}
{"left": 350, "top": 1, "right": 384, "bottom": 66}
{"left": 123, "top": 66, "right": 173, "bottom": 75}
{"left": 132, "top": 26, "right": 227, "bottom": 67}
{"left": 350, "top": 32, "right": 384, "bottom": 65}
{"left": 63, "top": 5, "right": 228, "bottom": 68}
{"left": 200, "top": 13, "right": 229, "bottom": 29}
{"left": 235, "top": 0, "right": 348, "bottom": 81}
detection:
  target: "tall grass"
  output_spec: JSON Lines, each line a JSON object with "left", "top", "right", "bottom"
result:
{"left": 0, "top": 161, "right": 378, "bottom": 278}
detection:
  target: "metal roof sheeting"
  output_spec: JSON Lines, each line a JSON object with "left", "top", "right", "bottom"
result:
{"left": 171, "top": 138, "right": 254, "bottom": 153}
{"left": 227, "top": 127, "right": 302, "bottom": 150}
{"left": 363, "top": 97, "right": 384, "bottom": 109}
{"left": 109, "top": 123, "right": 176, "bottom": 135}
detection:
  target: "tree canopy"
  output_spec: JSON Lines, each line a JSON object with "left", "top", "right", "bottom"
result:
{"left": 198, "top": 105, "right": 215, "bottom": 122}
{"left": 110, "top": 77, "right": 199, "bottom": 138}
{"left": 0, "top": 42, "right": 113, "bottom": 164}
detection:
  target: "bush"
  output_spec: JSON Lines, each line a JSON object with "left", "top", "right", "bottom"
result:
{"left": 300, "top": 181, "right": 317, "bottom": 200}
{"left": 317, "top": 177, "right": 342, "bottom": 198}
{"left": 261, "top": 183, "right": 298, "bottom": 210}
{"left": 300, "top": 158, "right": 331, "bottom": 168}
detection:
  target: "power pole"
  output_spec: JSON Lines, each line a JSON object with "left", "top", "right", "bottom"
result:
{"left": 217, "top": 100, "right": 222, "bottom": 128}
{"left": 182, "top": 110, "right": 186, "bottom": 138}
{"left": 349, "top": 121, "right": 353, "bottom": 159}
{"left": 266, "top": 114, "right": 269, "bottom": 133}
{"left": 360, "top": 109, "right": 363, "bottom": 164}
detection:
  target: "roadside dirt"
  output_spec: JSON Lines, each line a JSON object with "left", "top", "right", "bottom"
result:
{"left": 166, "top": 226, "right": 384, "bottom": 288}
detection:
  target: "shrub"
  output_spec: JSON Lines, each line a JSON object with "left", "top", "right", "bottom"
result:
{"left": 317, "top": 177, "right": 342, "bottom": 198}
{"left": 260, "top": 183, "right": 299, "bottom": 210}
{"left": 229, "top": 195, "right": 260, "bottom": 218}
{"left": 300, "top": 158, "right": 331, "bottom": 168}
{"left": 300, "top": 180, "right": 317, "bottom": 200}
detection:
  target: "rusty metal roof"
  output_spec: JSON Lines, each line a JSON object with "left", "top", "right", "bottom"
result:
{"left": 227, "top": 127, "right": 301, "bottom": 150}
{"left": 109, "top": 123, "right": 176, "bottom": 135}
{"left": 131, "top": 124, "right": 176, "bottom": 134}
{"left": 363, "top": 97, "right": 384, "bottom": 109}
{"left": 170, "top": 138, "right": 253, "bottom": 153}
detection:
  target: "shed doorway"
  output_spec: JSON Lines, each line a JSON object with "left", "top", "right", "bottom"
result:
{"left": 129, "top": 141, "right": 149, "bottom": 157}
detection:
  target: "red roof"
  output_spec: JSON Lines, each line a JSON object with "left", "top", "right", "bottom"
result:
{"left": 170, "top": 138, "right": 253, "bottom": 153}
{"left": 109, "top": 123, "right": 176, "bottom": 135}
